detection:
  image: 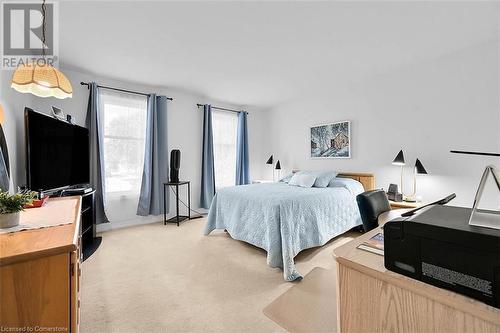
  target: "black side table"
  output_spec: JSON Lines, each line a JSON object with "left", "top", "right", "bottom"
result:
{"left": 163, "top": 181, "right": 191, "bottom": 226}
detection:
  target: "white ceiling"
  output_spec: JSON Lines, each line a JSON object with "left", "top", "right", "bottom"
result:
{"left": 59, "top": 1, "right": 499, "bottom": 108}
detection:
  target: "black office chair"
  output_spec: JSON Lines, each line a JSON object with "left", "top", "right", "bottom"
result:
{"left": 356, "top": 189, "right": 391, "bottom": 232}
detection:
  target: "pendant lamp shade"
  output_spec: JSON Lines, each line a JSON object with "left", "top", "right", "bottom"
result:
{"left": 11, "top": 62, "right": 73, "bottom": 99}
{"left": 266, "top": 155, "right": 274, "bottom": 164}
{"left": 392, "top": 150, "right": 405, "bottom": 166}
{"left": 275, "top": 160, "right": 281, "bottom": 170}
{"left": 415, "top": 158, "right": 428, "bottom": 175}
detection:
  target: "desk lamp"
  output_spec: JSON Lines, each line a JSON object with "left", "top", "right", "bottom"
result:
{"left": 451, "top": 150, "right": 500, "bottom": 229}
{"left": 405, "top": 158, "right": 428, "bottom": 202}
{"left": 392, "top": 150, "right": 406, "bottom": 195}
{"left": 266, "top": 155, "right": 274, "bottom": 181}
{"left": 275, "top": 160, "right": 281, "bottom": 181}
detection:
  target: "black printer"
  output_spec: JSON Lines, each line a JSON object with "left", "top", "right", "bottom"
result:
{"left": 384, "top": 205, "right": 500, "bottom": 309}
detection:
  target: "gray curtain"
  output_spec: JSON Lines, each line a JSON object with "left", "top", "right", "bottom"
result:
{"left": 0, "top": 125, "right": 10, "bottom": 178}
{"left": 0, "top": 147, "right": 9, "bottom": 192}
{"left": 137, "top": 95, "right": 169, "bottom": 216}
{"left": 85, "top": 82, "right": 108, "bottom": 223}
{"left": 235, "top": 112, "right": 250, "bottom": 185}
{"left": 200, "top": 104, "right": 215, "bottom": 209}
{"left": 0, "top": 124, "right": 9, "bottom": 191}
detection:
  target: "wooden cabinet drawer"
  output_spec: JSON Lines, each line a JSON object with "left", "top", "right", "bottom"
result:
{"left": 0, "top": 254, "right": 70, "bottom": 329}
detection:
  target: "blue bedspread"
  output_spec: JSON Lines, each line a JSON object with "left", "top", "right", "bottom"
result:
{"left": 204, "top": 182, "right": 362, "bottom": 281}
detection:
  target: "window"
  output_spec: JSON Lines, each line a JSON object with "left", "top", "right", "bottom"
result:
{"left": 212, "top": 110, "right": 238, "bottom": 189}
{"left": 99, "top": 89, "right": 148, "bottom": 221}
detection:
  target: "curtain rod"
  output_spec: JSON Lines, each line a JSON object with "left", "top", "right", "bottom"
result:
{"left": 196, "top": 103, "right": 247, "bottom": 114}
{"left": 80, "top": 82, "right": 174, "bottom": 101}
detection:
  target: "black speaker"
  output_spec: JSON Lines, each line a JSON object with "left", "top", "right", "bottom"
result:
{"left": 170, "top": 149, "right": 181, "bottom": 183}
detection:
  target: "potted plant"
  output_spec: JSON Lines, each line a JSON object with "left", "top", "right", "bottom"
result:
{"left": 0, "top": 191, "right": 36, "bottom": 228}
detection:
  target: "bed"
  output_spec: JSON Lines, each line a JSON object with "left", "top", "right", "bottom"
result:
{"left": 204, "top": 172, "right": 375, "bottom": 281}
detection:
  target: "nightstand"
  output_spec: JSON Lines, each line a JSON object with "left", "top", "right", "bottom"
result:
{"left": 252, "top": 179, "right": 274, "bottom": 184}
{"left": 389, "top": 200, "right": 421, "bottom": 210}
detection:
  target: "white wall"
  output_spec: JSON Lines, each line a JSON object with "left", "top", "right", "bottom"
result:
{"left": 0, "top": 66, "right": 270, "bottom": 227}
{"left": 267, "top": 41, "right": 500, "bottom": 208}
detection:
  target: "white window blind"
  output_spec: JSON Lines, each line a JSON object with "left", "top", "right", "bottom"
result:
{"left": 212, "top": 110, "right": 238, "bottom": 189}
{"left": 99, "top": 89, "right": 148, "bottom": 199}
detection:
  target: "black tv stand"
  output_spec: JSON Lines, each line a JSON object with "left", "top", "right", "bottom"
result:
{"left": 59, "top": 188, "right": 99, "bottom": 261}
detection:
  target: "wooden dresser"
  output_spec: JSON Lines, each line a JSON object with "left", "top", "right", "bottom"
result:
{"left": 333, "top": 222, "right": 500, "bottom": 333}
{"left": 0, "top": 197, "right": 82, "bottom": 333}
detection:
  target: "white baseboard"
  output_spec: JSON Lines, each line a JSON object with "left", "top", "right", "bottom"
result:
{"left": 96, "top": 216, "right": 162, "bottom": 233}
{"left": 96, "top": 210, "right": 208, "bottom": 233}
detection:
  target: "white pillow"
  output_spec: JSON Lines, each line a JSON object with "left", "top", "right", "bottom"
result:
{"left": 297, "top": 170, "right": 338, "bottom": 188}
{"left": 328, "top": 178, "right": 365, "bottom": 195}
{"left": 289, "top": 173, "right": 317, "bottom": 188}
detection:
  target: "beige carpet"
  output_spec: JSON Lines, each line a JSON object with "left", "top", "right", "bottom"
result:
{"left": 263, "top": 267, "right": 337, "bottom": 333}
{"left": 81, "top": 218, "right": 357, "bottom": 333}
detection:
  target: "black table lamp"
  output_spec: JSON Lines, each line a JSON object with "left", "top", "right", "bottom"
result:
{"left": 392, "top": 150, "right": 405, "bottom": 195}
{"left": 266, "top": 155, "right": 274, "bottom": 180}
{"left": 392, "top": 150, "right": 405, "bottom": 165}
{"left": 275, "top": 160, "right": 281, "bottom": 181}
{"left": 415, "top": 158, "right": 428, "bottom": 175}
{"left": 405, "top": 158, "right": 428, "bottom": 202}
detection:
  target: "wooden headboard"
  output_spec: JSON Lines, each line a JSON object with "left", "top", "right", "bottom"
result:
{"left": 337, "top": 172, "right": 375, "bottom": 191}
{"left": 291, "top": 170, "right": 375, "bottom": 191}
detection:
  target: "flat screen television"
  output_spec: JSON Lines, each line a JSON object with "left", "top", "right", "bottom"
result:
{"left": 25, "top": 108, "right": 90, "bottom": 192}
